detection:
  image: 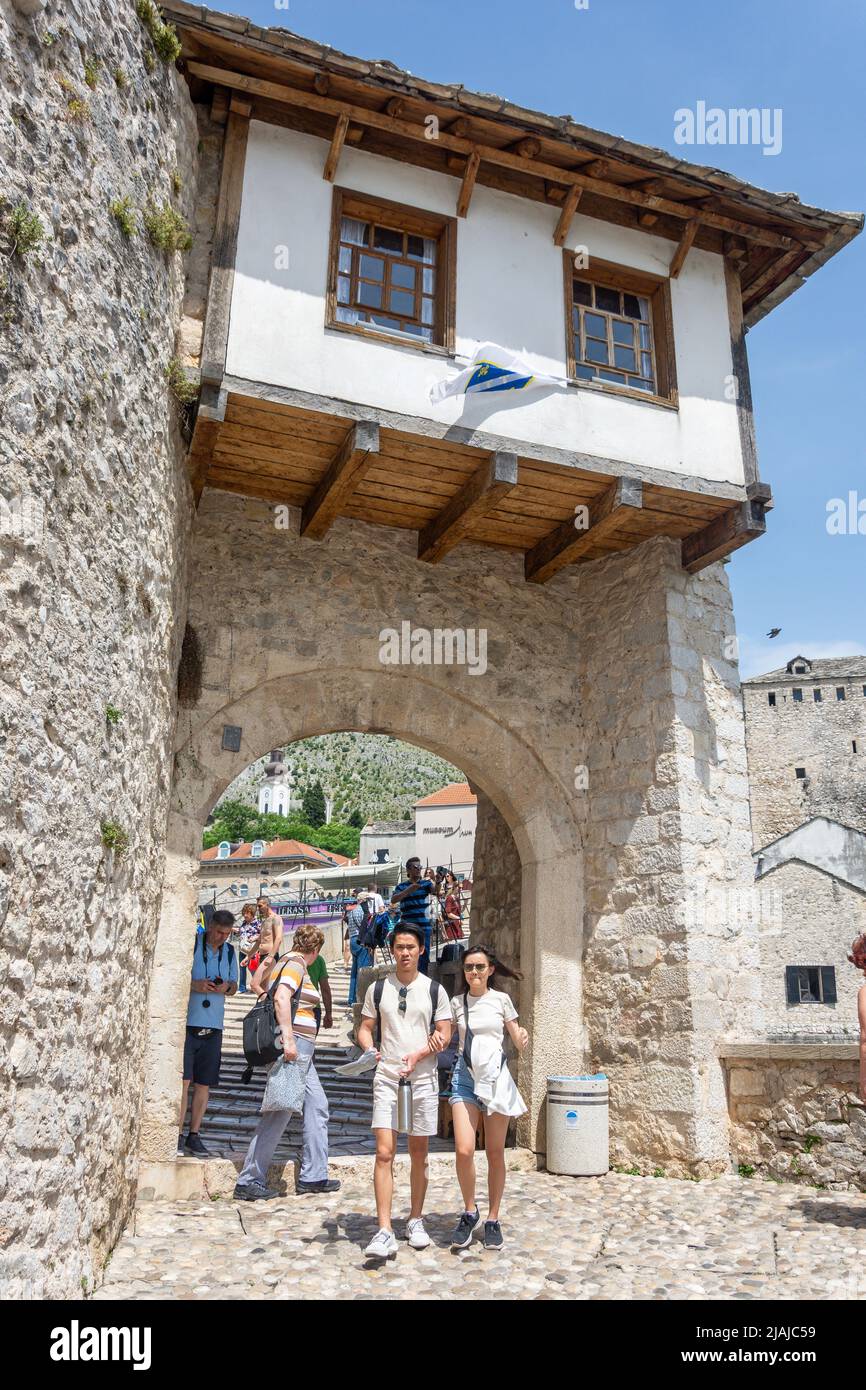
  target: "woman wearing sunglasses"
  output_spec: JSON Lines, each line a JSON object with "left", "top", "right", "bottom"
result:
{"left": 449, "top": 944, "right": 529, "bottom": 1252}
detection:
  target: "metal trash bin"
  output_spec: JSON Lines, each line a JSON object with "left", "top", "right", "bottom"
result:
{"left": 546, "top": 1074, "right": 609, "bottom": 1176}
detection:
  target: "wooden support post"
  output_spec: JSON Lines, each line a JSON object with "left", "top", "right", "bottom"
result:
{"left": 681, "top": 499, "right": 766, "bottom": 573}
{"left": 323, "top": 113, "right": 350, "bottom": 182}
{"left": 300, "top": 421, "right": 380, "bottom": 539}
{"left": 553, "top": 185, "right": 583, "bottom": 247}
{"left": 418, "top": 452, "right": 519, "bottom": 564}
{"left": 210, "top": 88, "right": 229, "bottom": 126}
{"left": 187, "top": 384, "right": 227, "bottom": 505}
{"left": 525, "top": 478, "right": 643, "bottom": 584}
{"left": 669, "top": 217, "right": 700, "bottom": 278}
{"left": 198, "top": 102, "right": 251, "bottom": 420}
{"left": 457, "top": 150, "right": 481, "bottom": 218}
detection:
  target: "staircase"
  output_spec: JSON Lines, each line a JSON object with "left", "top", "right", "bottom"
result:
{"left": 191, "top": 962, "right": 453, "bottom": 1160}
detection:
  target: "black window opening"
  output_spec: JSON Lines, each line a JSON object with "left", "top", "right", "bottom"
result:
{"left": 837, "top": 687, "right": 846, "bottom": 701}
{"left": 795, "top": 767, "right": 807, "bottom": 779}
{"left": 785, "top": 965, "right": 837, "bottom": 1005}
{"left": 794, "top": 665, "right": 807, "bottom": 674}
{"left": 793, "top": 688, "right": 803, "bottom": 702}
{"left": 854, "top": 740, "right": 859, "bottom": 754}
{"left": 813, "top": 688, "right": 822, "bottom": 702}
{"left": 768, "top": 692, "right": 776, "bottom": 707}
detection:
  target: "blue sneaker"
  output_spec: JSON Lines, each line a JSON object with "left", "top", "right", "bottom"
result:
{"left": 450, "top": 1208, "right": 480, "bottom": 1249}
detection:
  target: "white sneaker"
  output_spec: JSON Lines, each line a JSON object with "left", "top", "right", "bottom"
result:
{"left": 406, "top": 1217, "right": 431, "bottom": 1250}
{"left": 364, "top": 1228, "right": 398, "bottom": 1260}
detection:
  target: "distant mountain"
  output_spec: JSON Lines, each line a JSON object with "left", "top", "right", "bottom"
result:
{"left": 216, "top": 732, "right": 463, "bottom": 824}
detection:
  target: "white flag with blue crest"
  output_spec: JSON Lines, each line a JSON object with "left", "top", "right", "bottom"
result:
{"left": 430, "top": 342, "right": 564, "bottom": 405}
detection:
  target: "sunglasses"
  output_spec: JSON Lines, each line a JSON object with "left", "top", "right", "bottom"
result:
{"left": 398, "top": 985, "right": 408, "bottom": 1015}
{"left": 464, "top": 963, "right": 488, "bottom": 973}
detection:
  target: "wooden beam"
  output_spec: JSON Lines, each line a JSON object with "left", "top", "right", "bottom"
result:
{"left": 580, "top": 158, "right": 610, "bottom": 179}
{"left": 229, "top": 95, "right": 252, "bottom": 117}
{"left": 185, "top": 63, "right": 805, "bottom": 252}
{"left": 300, "top": 421, "right": 380, "bottom": 539}
{"left": 188, "top": 385, "right": 227, "bottom": 505}
{"left": 323, "top": 112, "right": 349, "bottom": 182}
{"left": 723, "top": 234, "right": 748, "bottom": 261}
{"left": 418, "top": 452, "right": 519, "bottom": 563}
{"left": 553, "top": 185, "right": 583, "bottom": 247}
{"left": 669, "top": 217, "right": 700, "bottom": 278}
{"left": 313, "top": 73, "right": 330, "bottom": 96}
{"left": 457, "top": 150, "right": 481, "bottom": 218}
{"left": 199, "top": 107, "right": 251, "bottom": 391}
{"left": 210, "top": 87, "right": 229, "bottom": 126}
{"left": 525, "top": 477, "right": 644, "bottom": 584}
{"left": 513, "top": 137, "right": 541, "bottom": 158}
{"left": 386, "top": 97, "right": 406, "bottom": 118}
{"left": 681, "top": 499, "right": 766, "bottom": 573}
{"left": 742, "top": 245, "right": 807, "bottom": 305}
{"left": 637, "top": 211, "right": 659, "bottom": 228}
{"left": 346, "top": 125, "right": 364, "bottom": 144}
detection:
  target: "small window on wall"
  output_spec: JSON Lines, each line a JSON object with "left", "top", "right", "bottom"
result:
{"left": 217, "top": 841, "right": 231, "bottom": 860}
{"left": 792, "top": 688, "right": 803, "bottom": 702}
{"left": 251, "top": 840, "right": 265, "bottom": 859}
{"left": 327, "top": 187, "right": 456, "bottom": 352}
{"left": 768, "top": 692, "right": 776, "bottom": 707}
{"left": 239, "top": 884, "right": 249, "bottom": 897}
{"left": 837, "top": 687, "right": 846, "bottom": 701}
{"left": 795, "top": 767, "right": 806, "bottom": 779}
{"left": 785, "top": 966, "right": 837, "bottom": 1005}
{"left": 565, "top": 254, "right": 677, "bottom": 406}
{"left": 814, "top": 689, "right": 822, "bottom": 703}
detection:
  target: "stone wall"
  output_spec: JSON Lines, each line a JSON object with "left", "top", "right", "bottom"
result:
{"left": 467, "top": 788, "right": 522, "bottom": 1012}
{"left": 0, "top": 0, "right": 197, "bottom": 1297}
{"left": 724, "top": 1048, "right": 866, "bottom": 1191}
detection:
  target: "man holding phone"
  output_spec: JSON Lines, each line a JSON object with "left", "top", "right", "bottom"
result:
{"left": 178, "top": 909, "right": 239, "bottom": 1157}
{"left": 391, "top": 858, "right": 437, "bottom": 974}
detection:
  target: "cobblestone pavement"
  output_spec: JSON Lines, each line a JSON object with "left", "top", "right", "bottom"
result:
{"left": 95, "top": 1167, "right": 866, "bottom": 1301}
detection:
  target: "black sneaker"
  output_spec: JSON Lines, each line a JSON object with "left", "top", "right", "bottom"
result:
{"left": 233, "top": 1181, "right": 279, "bottom": 1202}
{"left": 296, "top": 1179, "right": 342, "bottom": 1195}
{"left": 450, "top": 1208, "right": 480, "bottom": 1250}
{"left": 184, "top": 1132, "right": 208, "bottom": 1158}
{"left": 177, "top": 1132, "right": 186, "bottom": 1156}
{"left": 483, "top": 1220, "right": 504, "bottom": 1251}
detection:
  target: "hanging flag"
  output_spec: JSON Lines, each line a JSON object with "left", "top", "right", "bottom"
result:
{"left": 430, "top": 342, "right": 564, "bottom": 405}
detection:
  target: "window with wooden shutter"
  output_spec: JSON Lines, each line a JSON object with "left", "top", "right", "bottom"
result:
{"left": 786, "top": 965, "right": 836, "bottom": 1004}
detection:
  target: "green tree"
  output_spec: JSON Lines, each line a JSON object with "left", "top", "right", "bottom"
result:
{"left": 302, "top": 780, "right": 327, "bottom": 827}
{"left": 347, "top": 808, "right": 364, "bottom": 829}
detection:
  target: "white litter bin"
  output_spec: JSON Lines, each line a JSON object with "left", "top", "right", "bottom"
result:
{"left": 546, "top": 1074, "right": 609, "bottom": 1176}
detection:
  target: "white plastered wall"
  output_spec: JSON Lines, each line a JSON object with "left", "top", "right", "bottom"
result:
{"left": 226, "top": 122, "right": 745, "bottom": 487}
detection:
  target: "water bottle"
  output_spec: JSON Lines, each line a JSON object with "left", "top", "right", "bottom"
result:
{"left": 397, "top": 1077, "right": 412, "bottom": 1134}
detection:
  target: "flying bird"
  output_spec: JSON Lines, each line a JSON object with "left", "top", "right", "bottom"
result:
{"left": 766, "top": 628, "right": 782, "bottom": 639}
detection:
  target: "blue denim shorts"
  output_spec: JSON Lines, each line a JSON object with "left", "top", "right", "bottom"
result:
{"left": 448, "top": 1058, "right": 487, "bottom": 1113}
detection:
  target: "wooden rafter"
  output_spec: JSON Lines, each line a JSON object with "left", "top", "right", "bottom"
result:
{"left": 553, "top": 185, "right": 583, "bottom": 247}
{"left": 323, "top": 112, "right": 349, "bottom": 182}
{"left": 457, "top": 150, "right": 481, "bottom": 218}
{"left": 199, "top": 105, "right": 251, "bottom": 390}
{"left": 669, "top": 217, "right": 700, "bottom": 278}
{"left": 681, "top": 499, "right": 766, "bottom": 573}
{"left": 185, "top": 62, "right": 809, "bottom": 253}
{"left": 418, "top": 452, "right": 519, "bottom": 563}
{"left": 525, "top": 477, "right": 644, "bottom": 584}
{"left": 300, "top": 421, "right": 380, "bottom": 539}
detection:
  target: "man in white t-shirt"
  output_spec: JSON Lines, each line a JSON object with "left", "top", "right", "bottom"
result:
{"left": 357, "top": 922, "right": 452, "bottom": 1260}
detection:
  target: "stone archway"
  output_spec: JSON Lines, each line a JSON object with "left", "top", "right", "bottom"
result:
{"left": 139, "top": 665, "right": 583, "bottom": 1172}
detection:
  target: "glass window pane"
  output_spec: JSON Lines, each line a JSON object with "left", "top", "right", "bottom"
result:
{"left": 359, "top": 254, "right": 384, "bottom": 281}
{"left": 597, "top": 369, "right": 622, "bottom": 384}
{"left": 406, "top": 234, "right": 425, "bottom": 260}
{"left": 335, "top": 304, "right": 359, "bottom": 324}
{"left": 574, "top": 364, "right": 595, "bottom": 381}
{"left": 641, "top": 352, "right": 654, "bottom": 378}
{"left": 338, "top": 246, "right": 352, "bottom": 273}
{"left": 358, "top": 281, "right": 383, "bottom": 309}
{"left": 612, "top": 320, "right": 634, "bottom": 345}
{"left": 622, "top": 293, "right": 642, "bottom": 319}
{"left": 341, "top": 216, "right": 368, "bottom": 246}
{"left": 639, "top": 323, "right": 652, "bottom": 349}
{"left": 614, "top": 344, "right": 637, "bottom": 371}
{"left": 584, "top": 312, "right": 606, "bottom": 338}
{"left": 423, "top": 237, "right": 436, "bottom": 264}
{"left": 572, "top": 307, "right": 581, "bottom": 332}
{"left": 403, "top": 322, "right": 424, "bottom": 336}
{"left": 419, "top": 326, "right": 433, "bottom": 342}
{"left": 421, "top": 297, "right": 434, "bottom": 325}
{"left": 422, "top": 266, "right": 435, "bottom": 294}
{"left": 391, "top": 262, "right": 416, "bottom": 290}
{"left": 389, "top": 288, "right": 416, "bottom": 316}
{"left": 595, "top": 285, "right": 620, "bottom": 314}
{"left": 337, "top": 276, "right": 351, "bottom": 303}
{"left": 639, "top": 297, "right": 651, "bottom": 321}
{"left": 585, "top": 338, "right": 609, "bottom": 364}
{"left": 572, "top": 280, "right": 592, "bottom": 307}
{"left": 628, "top": 377, "right": 653, "bottom": 392}
{"left": 373, "top": 224, "right": 403, "bottom": 254}
{"left": 370, "top": 313, "right": 401, "bottom": 330}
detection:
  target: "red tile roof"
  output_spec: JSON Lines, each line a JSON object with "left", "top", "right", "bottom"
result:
{"left": 414, "top": 782, "right": 477, "bottom": 808}
{"left": 200, "top": 839, "right": 351, "bottom": 866}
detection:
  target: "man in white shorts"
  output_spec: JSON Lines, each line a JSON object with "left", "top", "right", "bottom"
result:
{"left": 357, "top": 923, "right": 452, "bottom": 1259}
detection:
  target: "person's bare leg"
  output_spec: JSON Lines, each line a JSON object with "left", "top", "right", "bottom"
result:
{"left": 484, "top": 1114, "right": 509, "bottom": 1220}
{"left": 189, "top": 1084, "right": 209, "bottom": 1133}
{"left": 408, "top": 1135, "right": 430, "bottom": 1220}
{"left": 451, "top": 1102, "right": 480, "bottom": 1211}
{"left": 179, "top": 1080, "right": 191, "bottom": 1132}
{"left": 373, "top": 1129, "right": 396, "bottom": 1229}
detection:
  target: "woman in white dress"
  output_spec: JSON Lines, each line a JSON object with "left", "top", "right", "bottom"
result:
{"left": 448, "top": 944, "right": 529, "bottom": 1252}
{"left": 848, "top": 933, "right": 866, "bottom": 1101}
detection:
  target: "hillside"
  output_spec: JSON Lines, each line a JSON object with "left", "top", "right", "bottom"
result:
{"left": 216, "top": 732, "right": 463, "bottom": 823}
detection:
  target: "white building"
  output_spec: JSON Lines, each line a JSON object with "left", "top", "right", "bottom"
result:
{"left": 257, "top": 748, "right": 301, "bottom": 817}
{"left": 414, "top": 783, "right": 477, "bottom": 876}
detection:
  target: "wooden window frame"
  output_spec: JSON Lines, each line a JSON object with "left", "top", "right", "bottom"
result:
{"left": 326, "top": 187, "right": 457, "bottom": 357}
{"left": 562, "top": 253, "right": 678, "bottom": 409}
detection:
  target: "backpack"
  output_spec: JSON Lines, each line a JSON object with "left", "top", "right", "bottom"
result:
{"left": 372, "top": 975, "right": 445, "bottom": 1049}
{"left": 357, "top": 900, "right": 376, "bottom": 950}
{"left": 240, "top": 954, "right": 317, "bottom": 1084}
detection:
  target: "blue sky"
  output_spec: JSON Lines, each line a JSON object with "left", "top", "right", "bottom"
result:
{"left": 210, "top": 0, "right": 865, "bottom": 676}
